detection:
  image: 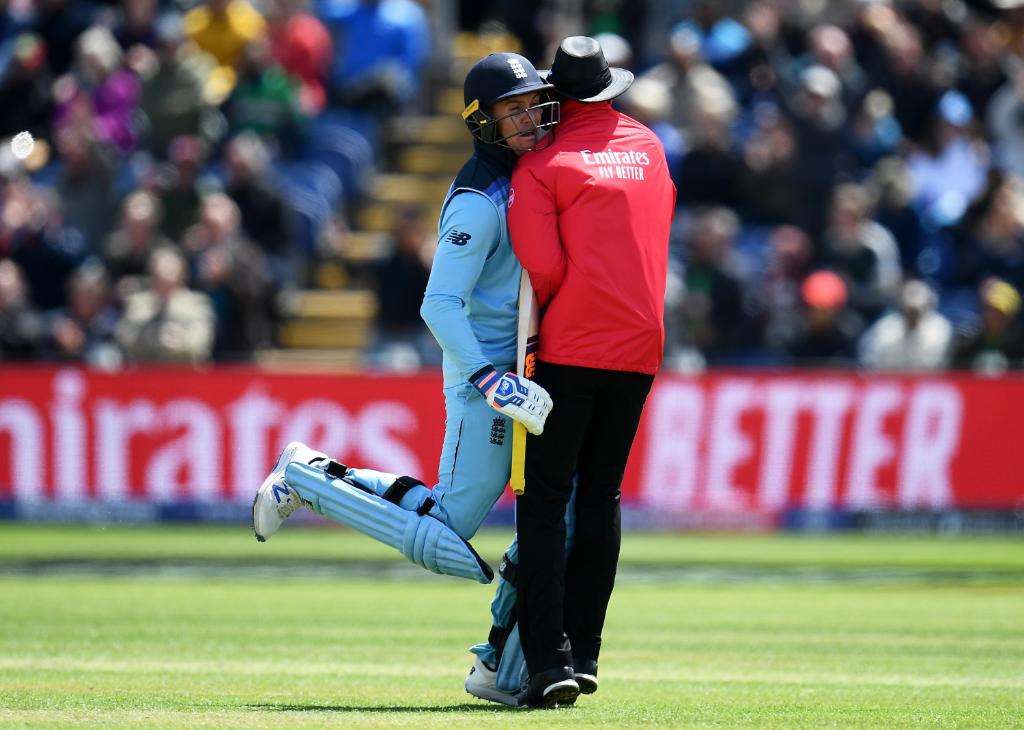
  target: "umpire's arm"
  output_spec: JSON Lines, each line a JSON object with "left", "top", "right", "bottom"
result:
{"left": 508, "top": 163, "right": 565, "bottom": 307}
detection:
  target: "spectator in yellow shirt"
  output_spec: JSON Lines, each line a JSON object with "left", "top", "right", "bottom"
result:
{"left": 184, "top": 0, "right": 266, "bottom": 102}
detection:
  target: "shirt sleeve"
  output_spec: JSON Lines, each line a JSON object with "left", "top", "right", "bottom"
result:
{"left": 420, "top": 190, "right": 500, "bottom": 381}
{"left": 508, "top": 161, "right": 565, "bottom": 307}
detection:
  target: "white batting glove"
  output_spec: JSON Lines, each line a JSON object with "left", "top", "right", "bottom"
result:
{"left": 472, "top": 368, "right": 553, "bottom": 436}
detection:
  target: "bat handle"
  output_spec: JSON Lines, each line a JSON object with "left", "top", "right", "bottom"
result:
{"left": 510, "top": 422, "right": 527, "bottom": 495}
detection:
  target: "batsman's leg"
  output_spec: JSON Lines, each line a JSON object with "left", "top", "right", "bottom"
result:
{"left": 428, "top": 381, "right": 515, "bottom": 541}
{"left": 252, "top": 441, "right": 329, "bottom": 541}
{"left": 467, "top": 486, "right": 580, "bottom": 702}
{"left": 465, "top": 539, "right": 526, "bottom": 705}
{"left": 272, "top": 382, "right": 513, "bottom": 583}
{"left": 286, "top": 463, "right": 494, "bottom": 582}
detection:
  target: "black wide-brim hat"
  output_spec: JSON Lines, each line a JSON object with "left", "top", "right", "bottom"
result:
{"left": 539, "top": 36, "right": 634, "bottom": 102}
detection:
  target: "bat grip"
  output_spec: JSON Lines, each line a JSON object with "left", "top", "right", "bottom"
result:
{"left": 510, "top": 422, "right": 527, "bottom": 495}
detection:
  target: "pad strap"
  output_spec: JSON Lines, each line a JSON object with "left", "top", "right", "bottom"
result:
{"left": 416, "top": 498, "right": 436, "bottom": 517}
{"left": 488, "top": 622, "right": 512, "bottom": 659}
{"left": 382, "top": 476, "right": 435, "bottom": 516}
{"left": 487, "top": 551, "right": 520, "bottom": 664}
{"left": 323, "top": 459, "right": 348, "bottom": 479}
{"left": 498, "top": 551, "right": 518, "bottom": 586}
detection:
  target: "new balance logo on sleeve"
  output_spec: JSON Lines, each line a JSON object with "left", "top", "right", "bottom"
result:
{"left": 446, "top": 231, "right": 472, "bottom": 246}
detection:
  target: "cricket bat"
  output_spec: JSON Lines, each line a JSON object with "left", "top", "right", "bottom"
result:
{"left": 510, "top": 270, "right": 539, "bottom": 495}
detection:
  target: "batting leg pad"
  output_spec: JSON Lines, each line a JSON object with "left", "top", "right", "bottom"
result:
{"left": 471, "top": 484, "right": 579, "bottom": 691}
{"left": 470, "top": 544, "right": 529, "bottom": 693}
{"left": 495, "top": 625, "right": 528, "bottom": 693}
{"left": 285, "top": 463, "right": 494, "bottom": 584}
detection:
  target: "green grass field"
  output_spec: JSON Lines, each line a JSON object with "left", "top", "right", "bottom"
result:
{"left": 1, "top": 524, "right": 1022, "bottom": 728}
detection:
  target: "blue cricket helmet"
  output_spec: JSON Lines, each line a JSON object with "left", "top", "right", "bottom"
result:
{"left": 462, "top": 52, "right": 558, "bottom": 148}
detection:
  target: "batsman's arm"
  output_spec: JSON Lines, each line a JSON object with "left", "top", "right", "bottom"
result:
{"left": 420, "top": 191, "right": 500, "bottom": 381}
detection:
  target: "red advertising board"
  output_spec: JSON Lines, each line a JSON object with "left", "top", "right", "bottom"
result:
{"left": 1, "top": 367, "right": 1023, "bottom": 512}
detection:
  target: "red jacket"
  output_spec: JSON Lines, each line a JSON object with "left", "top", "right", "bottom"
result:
{"left": 509, "top": 100, "right": 676, "bottom": 375}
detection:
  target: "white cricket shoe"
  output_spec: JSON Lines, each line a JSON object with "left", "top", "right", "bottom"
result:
{"left": 252, "top": 441, "right": 328, "bottom": 542}
{"left": 465, "top": 657, "right": 520, "bottom": 707}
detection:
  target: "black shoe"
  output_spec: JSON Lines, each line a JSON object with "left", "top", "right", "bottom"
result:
{"left": 573, "top": 658, "right": 599, "bottom": 694}
{"left": 516, "top": 666, "right": 580, "bottom": 709}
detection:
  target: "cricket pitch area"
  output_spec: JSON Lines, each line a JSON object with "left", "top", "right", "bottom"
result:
{"left": 1, "top": 524, "right": 1022, "bottom": 728}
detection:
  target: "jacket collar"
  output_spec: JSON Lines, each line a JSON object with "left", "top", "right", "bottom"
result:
{"left": 471, "top": 137, "right": 518, "bottom": 177}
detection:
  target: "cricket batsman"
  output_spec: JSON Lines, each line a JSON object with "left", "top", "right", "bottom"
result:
{"left": 251, "top": 52, "right": 561, "bottom": 705}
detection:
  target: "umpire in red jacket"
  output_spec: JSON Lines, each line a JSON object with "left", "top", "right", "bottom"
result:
{"left": 509, "top": 36, "right": 676, "bottom": 707}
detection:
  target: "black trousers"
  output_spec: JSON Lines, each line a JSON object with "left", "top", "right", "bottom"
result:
{"left": 515, "top": 361, "right": 655, "bottom": 676}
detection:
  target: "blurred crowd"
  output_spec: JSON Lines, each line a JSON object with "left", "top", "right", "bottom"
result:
{"left": 0, "top": 0, "right": 428, "bottom": 365}
{"left": 580, "top": 0, "right": 1024, "bottom": 375}
{"left": 2, "top": 0, "right": 1024, "bottom": 374}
